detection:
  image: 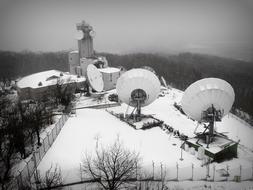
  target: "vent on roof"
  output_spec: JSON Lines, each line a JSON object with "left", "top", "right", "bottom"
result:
{"left": 38, "top": 82, "right": 43, "bottom": 86}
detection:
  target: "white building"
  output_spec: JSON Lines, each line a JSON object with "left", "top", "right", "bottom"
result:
{"left": 68, "top": 21, "right": 121, "bottom": 91}
{"left": 98, "top": 67, "right": 121, "bottom": 91}
{"left": 17, "top": 70, "right": 85, "bottom": 100}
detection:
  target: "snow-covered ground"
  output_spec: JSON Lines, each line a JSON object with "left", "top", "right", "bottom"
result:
{"left": 37, "top": 88, "right": 253, "bottom": 189}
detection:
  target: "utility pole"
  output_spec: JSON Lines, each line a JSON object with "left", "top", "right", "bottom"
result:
{"left": 180, "top": 140, "right": 184, "bottom": 161}
{"left": 176, "top": 162, "right": 179, "bottom": 181}
{"left": 152, "top": 161, "right": 155, "bottom": 180}
{"left": 191, "top": 163, "right": 194, "bottom": 181}
{"left": 239, "top": 165, "right": 242, "bottom": 181}
{"left": 213, "top": 164, "right": 215, "bottom": 181}
{"left": 226, "top": 165, "right": 229, "bottom": 181}
{"left": 160, "top": 162, "right": 163, "bottom": 180}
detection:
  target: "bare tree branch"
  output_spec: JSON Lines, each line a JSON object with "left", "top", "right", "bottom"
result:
{"left": 82, "top": 140, "right": 141, "bottom": 190}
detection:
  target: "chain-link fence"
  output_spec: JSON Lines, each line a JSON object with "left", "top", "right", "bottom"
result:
{"left": 13, "top": 114, "right": 69, "bottom": 189}
{"left": 34, "top": 161, "right": 253, "bottom": 189}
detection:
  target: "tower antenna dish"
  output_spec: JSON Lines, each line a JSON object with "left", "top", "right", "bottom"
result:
{"left": 116, "top": 68, "right": 160, "bottom": 121}
{"left": 181, "top": 78, "right": 235, "bottom": 147}
{"left": 75, "top": 30, "right": 84, "bottom": 40}
{"left": 86, "top": 64, "right": 104, "bottom": 92}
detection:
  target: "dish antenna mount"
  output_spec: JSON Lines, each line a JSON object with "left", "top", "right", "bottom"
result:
{"left": 181, "top": 78, "right": 235, "bottom": 148}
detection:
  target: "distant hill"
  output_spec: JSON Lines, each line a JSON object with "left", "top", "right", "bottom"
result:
{"left": 0, "top": 51, "right": 68, "bottom": 79}
{"left": 0, "top": 51, "right": 252, "bottom": 116}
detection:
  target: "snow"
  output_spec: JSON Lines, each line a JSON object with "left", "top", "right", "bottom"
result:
{"left": 37, "top": 88, "right": 253, "bottom": 189}
{"left": 17, "top": 70, "right": 85, "bottom": 89}
{"left": 98, "top": 67, "right": 120, "bottom": 73}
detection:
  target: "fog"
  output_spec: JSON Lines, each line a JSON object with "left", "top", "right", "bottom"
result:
{"left": 0, "top": 0, "right": 253, "bottom": 61}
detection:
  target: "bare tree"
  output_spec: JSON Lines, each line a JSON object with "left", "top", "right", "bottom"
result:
{"left": 40, "top": 164, "right": 63, "bottom": 189}
{"left": 82, "top": 140, "right": 141, "bottom": 190}
{"left": 32, "top": 164, "right": 63, "bottom": 190}
{"left": 54, "top": 78, "right": 75, "bottom": 109}
{"left": 0, "top": 97, "right": 17, "bottom": 189}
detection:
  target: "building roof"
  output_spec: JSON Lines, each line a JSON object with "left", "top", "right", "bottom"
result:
{"left": 17, "top": 70, "right": 85, "bottom": 89}
{"left": 69, "top": 50, "right": 79, "bottom": 54}
{"left": 98, "top": 67, "right": 120, "bottom": 74}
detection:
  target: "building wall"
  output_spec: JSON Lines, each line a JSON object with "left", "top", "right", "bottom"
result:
{"left": 101, "top": 71, "right": 121, "bottom": 91}
{"left": 17, "top": 81, "right": 85, "bottom": 101}
{"left": 78, "top": 38, "right": 93, "bottom": 58}
{"left": 69, "top": 51, "right": 80, "bottom": 75}
{"left": 80, "top": 58, "right": 94, "bottom": 76}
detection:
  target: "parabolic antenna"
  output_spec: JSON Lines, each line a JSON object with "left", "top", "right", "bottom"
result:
{"left": 75, "top": 30, "right": 84, "bottom": 40}
{"left": 89, "top": 30, "right": 96, "bottom": 38}
{"left": 116, "top": 68, "right": 160, "bottom": 107}
{"left": 86, "top": 64, "right": 104, "bottom": 92}
{"left": 181, "top": 78, "right": 235, "bottom": 122}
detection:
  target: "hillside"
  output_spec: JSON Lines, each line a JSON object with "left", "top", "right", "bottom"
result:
{"left": 0, "top": 51, "right": 252, "bottom": 115}
{"left": 103, "top": 52, "right": 253, "bottom": 116}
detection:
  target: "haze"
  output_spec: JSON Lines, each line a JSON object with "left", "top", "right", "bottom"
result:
{"left": 0, "top": 0, "right": 253, "bottom": 61}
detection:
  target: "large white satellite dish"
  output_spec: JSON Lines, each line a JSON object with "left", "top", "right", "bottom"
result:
{"left": 116, "top": 68, "right": 160, "bottom": 107}
{"left": 181, "top": 78, "right": 235, "bottom": 147}
{"left": 86, "top": 64, "right": 104, "bottom": 92}
{"left": 181, "top": 78, "right": 235, "bottom": 122}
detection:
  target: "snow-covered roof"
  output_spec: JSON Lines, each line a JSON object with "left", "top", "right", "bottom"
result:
{"left": 17, "top": 70, "right": 85, "bottom": 89}
{"left": 98, "top": 67, "right": 120, "bottom": 73}
{"left": 69, "top": 50, "right": 78, "bottom": 54}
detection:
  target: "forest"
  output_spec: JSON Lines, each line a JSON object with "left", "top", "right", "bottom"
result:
{"left": 0, "top": 50, "right": 252, "bottom": 116}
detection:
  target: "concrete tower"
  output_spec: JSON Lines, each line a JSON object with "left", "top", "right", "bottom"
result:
{"left": 76, "top": 20, "right": 95, "bottom": 58}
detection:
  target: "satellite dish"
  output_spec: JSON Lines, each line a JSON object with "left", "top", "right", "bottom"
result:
{"left": 86, "top": 64, "right": 104, "bottom": 92}
{"left": 181, "top": 78, "right": 235, "bottom": 122}
{"left": 89, "top": 30, "right": 96, "bottom": 37}
{"left": 75, "top": 30, "right": 84, "bottom": 40}
{"left": 116, "top": 68, "right": 160, "bottom": 107}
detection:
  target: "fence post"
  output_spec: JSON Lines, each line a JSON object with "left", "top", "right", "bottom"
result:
{"left": 152, "top": 161, "right": 154, "bottom": 180}
{"left": 226, "top": 165, "right": 229, "bottom": 181}
{"left": 180, "top": 140, "right": 184, "bottom": 161}
{"left": 191, "top": 163, "right": 194, "bottom": 181}
{"left": 43, "top": 138, "right": 46, "bottom": 153}
{"left": 51, "top": 128, "right": 54, "bottom": 141}
{"left": 24, "top": 160, "right": 31, "bottom": 185}
{"left": 38, "top": 147, "right": 41, "bottom": 161}
{"left": 160, "top": 162, "right": 163, "bottom": 180}
{"left": 252, "top": 161, "right": 253, "bottom": 180}
{"left": 176, "top": 162, "right": 179, "bottom": 181}
{"left": 213, "top": 164, "right": 215, "bottom": 181}
{"left": 80, "top": 163, "right": 83, "bottom": 181}
{"left": 136, "top": 161, "right": 139, "bottom": 180}
{"left": 47, "top": 132, "right": 50, "bottom": 147}
{"left": 61, "top": 116, "right": 63, "bottom": 126}
{"left": 55, "top": 122, "right": 58, "bottom": 134}
{"left": 239, "top": 165, "right": 242, "bottom": 181}
{"left": 18, "top": 170, "right": 23, "bottom": 188}
{"left": 206, "top": 157, "right": 210, "bottom": 180}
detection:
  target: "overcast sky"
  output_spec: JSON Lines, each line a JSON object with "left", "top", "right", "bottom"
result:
{"left": 0, "top": 0, "right": 253, "bottom": 61}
